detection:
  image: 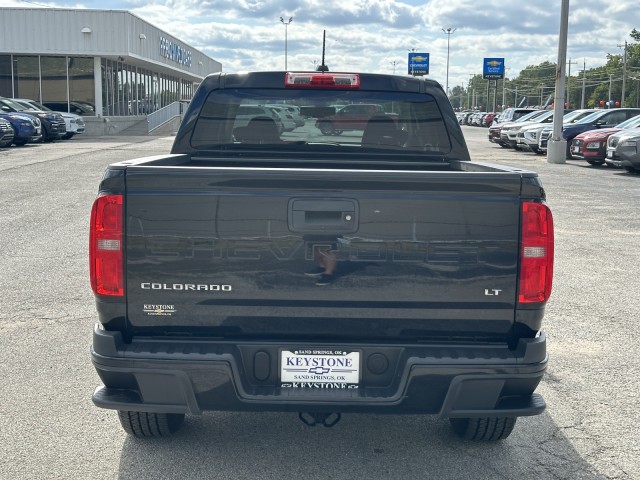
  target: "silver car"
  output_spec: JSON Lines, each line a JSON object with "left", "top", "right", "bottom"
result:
{"left": 606, "top": 128, "right": 640, "bottom": 172}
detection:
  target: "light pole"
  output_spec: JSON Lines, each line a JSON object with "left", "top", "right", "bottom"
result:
{"left": 279, "top": 16, "right": 293, "bottom": 70}
{"left": 442, "top": 27, "right": 456, "bottom": 95}
{"left": 408, "top": 48, "right": 416, "bottom": 76}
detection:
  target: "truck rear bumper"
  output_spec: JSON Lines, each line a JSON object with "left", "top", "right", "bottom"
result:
{"left": 91, "top": 326, "right": 547, "bottom": 418}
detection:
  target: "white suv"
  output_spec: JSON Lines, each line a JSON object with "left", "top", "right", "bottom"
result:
{"left": 13, "top": 99, "right": 85, "bottom": 139}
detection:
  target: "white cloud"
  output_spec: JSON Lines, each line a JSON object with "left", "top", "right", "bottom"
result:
{"left": 0, "top": 0, "right": 639, "bottom": 90}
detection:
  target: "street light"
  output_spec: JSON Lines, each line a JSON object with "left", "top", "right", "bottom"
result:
{"left": 442, "top": 27, "right": 456, "bottom": 95}
{"left": 279, "top": 16, "right": 293, "bottom": 70}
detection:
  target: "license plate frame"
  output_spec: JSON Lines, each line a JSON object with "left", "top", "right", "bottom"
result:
{"left": 280, "top": 348, "right": 360, "bottom": 389}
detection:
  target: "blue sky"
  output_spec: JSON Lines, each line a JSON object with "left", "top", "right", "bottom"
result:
{"left": 2, "top": 0, "right": 639, "bottom": 91}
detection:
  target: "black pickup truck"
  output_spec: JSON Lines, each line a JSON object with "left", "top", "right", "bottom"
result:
{"left": 90, "top": 71, "right": 554, "bottom": 441}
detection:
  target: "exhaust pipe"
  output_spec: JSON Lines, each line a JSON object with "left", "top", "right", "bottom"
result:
{"left": 298, "top": 412, "right": 341, "bottom": 428}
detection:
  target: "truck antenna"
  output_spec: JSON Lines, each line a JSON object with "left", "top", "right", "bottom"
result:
{"left": 317, "top": 30, "right": 329, "bottom": 72}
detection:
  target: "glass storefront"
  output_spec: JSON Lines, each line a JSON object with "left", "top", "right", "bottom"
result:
{"left": 0, "top": 54, "right": 196, "bottom": 116}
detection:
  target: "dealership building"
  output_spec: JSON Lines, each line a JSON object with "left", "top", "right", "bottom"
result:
{"left": 0, "top": 8, "right": 222, "bottom": 134}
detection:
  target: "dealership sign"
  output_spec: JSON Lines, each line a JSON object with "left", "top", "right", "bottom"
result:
{"left": 483, "top": 58, "right": 505, "bottom": 79}
{"left": 160, "top": 36, "right": 192, "bottom": 67}
{"left": 408, "top": 53, "right": 429, "bottom": 76}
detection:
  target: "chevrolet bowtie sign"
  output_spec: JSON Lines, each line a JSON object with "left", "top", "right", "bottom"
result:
{"left": 483, "top": 58, "right": 505, "bottom": 80}
{"left": 408, "top": 52, "right": 430, "bottom": 76}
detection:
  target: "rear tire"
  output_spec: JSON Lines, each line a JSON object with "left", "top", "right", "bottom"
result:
{"left": 117, "top": 411, "right": 185, "bottom": 437}
{"left": 449, "top": 417, "right": 517, "bottom": 441}
{"left": 318, "top": 121, "right": 334, "bottom": 135}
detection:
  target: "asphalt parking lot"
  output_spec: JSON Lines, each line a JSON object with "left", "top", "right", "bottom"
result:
{"left": 0, "top": 128, "right": 638, "bottom": 480}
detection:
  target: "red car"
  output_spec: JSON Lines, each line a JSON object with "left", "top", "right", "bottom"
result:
{"left": 482, "top": 113, "right": 497, "bottom": 127}
{"left": 570, "top": 113, "right": 640, "bottom": 165}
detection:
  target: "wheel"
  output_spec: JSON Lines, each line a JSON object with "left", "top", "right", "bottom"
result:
{"left": 586, "top": 160, "right": 605, "bottom": 166}
{"left": 117, "top": 411, "right": 185, "bottom": 437}
{"left": 13, "top": 139, "right": 27, "bottom": 146}
{"left": 318, "top": 121, "right": 334, "bottom": 135}
{"left": 0, "top": 139, "right": 12, "bottom": 148}
{"left": 62, "top": 133, "right": 75, "bottom": 140}
{"left": 449, "top": 417, "right": 517, "bottom": 441}
{"left": 530, "top": 146, "right": 540, "bottom": 154}
{"left": 42, "top": 125, "right": 56, "bottom": 142}
{"left": 623, "top": 166, "right": 638, "bottom": 174}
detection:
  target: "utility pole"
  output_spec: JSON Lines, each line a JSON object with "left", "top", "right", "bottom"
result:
{"left": 609, "top": 73, "right": 614, "bottom": 107}
{"left": 618, "top": 40, "right": 628, "bottom": 107}
{"left": 567, "top": 58, "right": 578, "bottom": 107}
{"left": 547, "top": 0, "right": 569, "bottom": 164}
{"left": 390, "top": 60, "right": 399, "bottom": 75}
{"left": 581, "top": 59, "right": 586, "bottom": 109}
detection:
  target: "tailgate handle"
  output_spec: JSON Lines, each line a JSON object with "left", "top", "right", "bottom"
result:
{"left": 288, "top": 199, "right": 358, "bottom": 233}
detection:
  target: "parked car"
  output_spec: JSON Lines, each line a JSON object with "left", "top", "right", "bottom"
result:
{"left": 494, "top": 107, "right": 539, "bottom": 124}
{"left": 12, "top": 98, "right": 85, "bottom": 139}
{"left": 605, "top": 128, "right": 640, "bottom": 168}
{"left": 43, "top": 101, "right": 96, "bottom": 116}
{"left": 502, "top": 110, "right": 557, "bottom": 149}
{"left": 488, "top": 110, "right": 544, "bottom": 147}
{"left": 495, "top": 110, "right": 548, "bottom": 148}
{"left": 315, "top": 103, "right": 389, "bottom": 135}
{"left": 482, "top": 112, "right": 497, "bottom": 127}
{"left": 267, "top": 104, "right": 305, "bottom": 127}
{"left": 570, "top": 114, "right": 640, "bottom": 166}
{"left": 0, "top": 111, "right": 43, "bottom": 145}
{"left": 232, "top": 105, "right": 286, "bottom": 136}
{"left": 613, "top": 130, "right": 640, "bottom": 173}
{"left": 517, "top": 109, "right": 596, "bottom": 153}
{"left": 0, "top": 97, "right": 65, "bottom": 141}
{"left": 0, "top": 117, "right": 14, "bottom": 147}
{"left": 538, "top": 108, "right": 640, "bottom": 158}
{"left": 265, "top": 105, "right": 297, "bottom": 132}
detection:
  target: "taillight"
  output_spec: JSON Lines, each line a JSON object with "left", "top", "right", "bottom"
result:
{"left": 284, "top": 72, "right": 360, "bottom": 89}
{"left": 518, "top": 202, "right": 554, "bottom": 304}
{"left": 90, "top": 194, "right": 124, "bottom": 296}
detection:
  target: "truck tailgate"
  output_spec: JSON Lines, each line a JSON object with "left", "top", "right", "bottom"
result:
{"left": 124, "top": 166, "right": 522, "bottom": 340}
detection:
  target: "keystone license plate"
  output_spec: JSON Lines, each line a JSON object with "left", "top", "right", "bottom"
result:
{"left": 280, "top": 349, "right": 360, "bottom": 389}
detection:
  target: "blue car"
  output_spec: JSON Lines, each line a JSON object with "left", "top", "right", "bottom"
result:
{"left": 0, "top": 112, "right": 43, "bottom": 145}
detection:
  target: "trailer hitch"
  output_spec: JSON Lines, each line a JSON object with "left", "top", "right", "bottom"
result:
{"left": 298, "top": 412, "right": 341, "bottom": 428}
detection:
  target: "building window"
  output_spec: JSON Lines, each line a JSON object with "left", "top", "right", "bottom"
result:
{"left": 13, "top": 56, "right": 40, "bottom": 100}
{"left": 41, "top": 56, "right": 68, "bottom": 104}
{"left": 0, "top": 55, "right": 12, "bottom": 97}
{"left": 68, "top": 57, "right": 95, "bottom": 115}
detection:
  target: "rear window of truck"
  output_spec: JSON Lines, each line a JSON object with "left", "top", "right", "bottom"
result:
{"left": 190, "top": 89, "right": 451, "bottom": 154}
